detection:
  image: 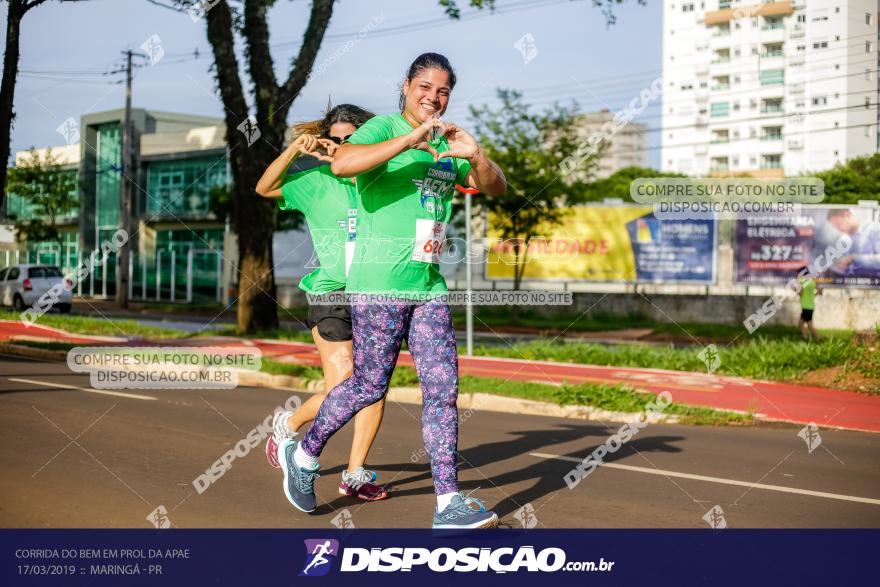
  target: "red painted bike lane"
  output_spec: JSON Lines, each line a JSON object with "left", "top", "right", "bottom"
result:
{"left": 2, "top": 320, "right": 878, "bottom": 433}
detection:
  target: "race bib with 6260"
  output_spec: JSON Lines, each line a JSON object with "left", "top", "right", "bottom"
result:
{"left": 411, "top": 218, "right": 448, "bottom": 264}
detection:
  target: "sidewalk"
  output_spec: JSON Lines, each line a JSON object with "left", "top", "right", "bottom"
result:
{"left": 2, "top": 319, "right": 879, "bottom": 433}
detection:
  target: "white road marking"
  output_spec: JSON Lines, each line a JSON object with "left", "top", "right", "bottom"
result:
{"left": 8, "top": 378, "right": 157, "bottom": 401}
{"left": 531, "top": 452, "right": 880, "bottom": 506}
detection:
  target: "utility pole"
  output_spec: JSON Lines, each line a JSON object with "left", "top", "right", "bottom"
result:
{"left": 116, "top": 49, "right": 134, "bottom": 308}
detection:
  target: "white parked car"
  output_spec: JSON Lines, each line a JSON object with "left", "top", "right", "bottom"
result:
{"left": 0, "top": 264, "right": 72, "bottom": 313}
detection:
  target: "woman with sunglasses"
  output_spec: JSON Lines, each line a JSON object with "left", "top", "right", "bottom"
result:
{"left": 279, "top": 53, "right": 507, "bottom": 529}
{"left": 255, "top": 104, "right": 388, "bottom": 501}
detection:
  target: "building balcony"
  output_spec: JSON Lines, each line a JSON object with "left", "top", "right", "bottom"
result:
{"left": 704, "top": 1, "right": 793, "bottom": 26}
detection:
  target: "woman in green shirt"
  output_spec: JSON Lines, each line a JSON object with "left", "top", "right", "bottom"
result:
{"left": 281, "top": 53, "right": 507, "bottom": 529}
{"left": 256, "top": 104, "right": 387, "bottom": 501}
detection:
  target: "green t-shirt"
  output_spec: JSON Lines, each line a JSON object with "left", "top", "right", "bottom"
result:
{"left": 279, "top": 165, "right": 357, "bottom": 294}
{"left": 800, "top": 278, "right": 816, "bottom": 310}
{"left": 345, "top": 113, "right": 472, "bottom": 297}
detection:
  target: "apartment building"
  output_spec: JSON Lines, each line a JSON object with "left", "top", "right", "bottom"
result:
{"left": 579, "top": 109, "right": 648, "bottom": 178}
{"left": 661, "top": 0, "right": 879, "bottom": 177}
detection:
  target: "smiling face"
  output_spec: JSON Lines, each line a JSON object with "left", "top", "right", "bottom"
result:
{"left": 402, "top": 67, "right": 451, "bottom": 124}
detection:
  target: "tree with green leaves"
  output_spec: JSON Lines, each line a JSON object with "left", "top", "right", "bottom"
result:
{"left": 1, "top": 0, "right": 90, "bottom": 219}
{"left": 468, "top": 89, "right": 596, "bottom": 291}
{"left": 810, "top": 153, "right": 880, "bottom": 204}
{"left": 6, "top": 147, "right": 78, "bottom": 247}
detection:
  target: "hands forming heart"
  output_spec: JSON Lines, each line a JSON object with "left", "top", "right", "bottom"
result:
{"left": 291, "top": 133, "right": 338, "bottom": 162}
{"left": 409, "top": 116, "right": 480, "bottom": 162}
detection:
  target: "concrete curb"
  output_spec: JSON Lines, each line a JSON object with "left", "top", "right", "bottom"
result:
{"left": 0, "top": 343, "right": 68, "bottom": 361}
{"left": 236, "top": 369, "right": 683, "bottom": 425}
{"left": 0, "top": 343, "right": 698, "bottom": 425}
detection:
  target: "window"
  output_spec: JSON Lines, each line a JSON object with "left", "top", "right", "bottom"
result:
{"left": 712, "top": 49, "right": 730, "bottom": 63}
{"left": 813, "top": 41, "right": 828, "bottom": 50}
{"left": 867, "top": 69, "right": 873, "bottom": 81}
{"left": 762, "top": 126, "right": 783, "bottom": 141}
{"left": 796, "top": 45, "right": 805, "bottom": 51}
{"left": 796, "top": 14, "right": 805, "bottom": 23}
{"left": 761, "top": 154, "right": 783, "bottom": 169}
{"left": 812, "top": 96, "right": 828, "bottom": 106}
{"left": 866, "top": 126, "right": 872, "bottom": 138}
{"left": 764, "top": 43, "right": 784, "bottom": 57}
{"left": 682, "top": 3, "right": 695, "bottom": 12}
{"left": 710, "top": 102, "right": 730, "bottom": 117}
{"left": 762, "top": 98, "right": 783, "bottom": 113}
{"left": 763, "top": 16, "right": 783, "bottom": 30}
{"left": 28, "top": 267, "right": 62, "bottom": 278}
{"left": 760, "top": 69, "right": 784, "bottom": 85}
{"left": 146, "top": 157, "right": 228, "bottom": 216}
{"left": 868, "top": 13, "right": 873, "bottom": 25}
{"left": 0, "top": 268, "right": 7, "bottom": 281}
{"left": 867, "top": 97, "right": 872, "bottom": 109}
{"left": 867, "top": 41, "right": 873, "bottom": 53}
{"left": 7, "top": 268, "right": 19, "bottom": 280}
{"left": 812, "top": 16, "right": 828, "bottom": 22}
{"left": 711, "top": 129, "right": 729, "bottom": 143}
{"left": 710, "top": 157, "right": 729, "bottom": 171}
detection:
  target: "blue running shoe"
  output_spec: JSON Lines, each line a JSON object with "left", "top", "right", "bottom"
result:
{"left": 432, "top": 492, "right": 498, "bottom": 529}
{"left": 279, "top": 438, "right": 319, "bottom": 513}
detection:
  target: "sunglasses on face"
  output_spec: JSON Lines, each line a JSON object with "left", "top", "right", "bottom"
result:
{"left": 326, "top": 134, "right": 352, "bottom": 144}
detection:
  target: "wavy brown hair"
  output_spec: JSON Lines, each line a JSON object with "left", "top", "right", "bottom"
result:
{"left": 290, "top": 103, "right": 375, "bottom": 140}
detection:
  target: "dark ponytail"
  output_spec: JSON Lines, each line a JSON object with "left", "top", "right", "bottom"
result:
{"left": 398, "top": 52, "right": 457, "bottom": 111}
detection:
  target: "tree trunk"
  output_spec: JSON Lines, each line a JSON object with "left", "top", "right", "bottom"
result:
{"left": 205, "top": 1, "right": 280, "bottom": 334}
{"left": 0, "top": 0, "right": 25, "bottom": 218}
{"left": 234, "top": 158, "right": 278, "bottom": 333}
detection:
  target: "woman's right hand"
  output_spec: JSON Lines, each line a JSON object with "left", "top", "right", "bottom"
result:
{"left": 406, "top": 117, "right": 442, "bottom": 160}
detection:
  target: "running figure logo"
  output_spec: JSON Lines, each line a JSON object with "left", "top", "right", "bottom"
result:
{"left": 299, "top": 539, "right": 340, "bottom": 577}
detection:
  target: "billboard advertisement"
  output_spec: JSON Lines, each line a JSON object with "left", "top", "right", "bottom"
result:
{"left": 734, "top": 206, "right": 880, "bottom": 287}
{"left": 486, "top": 206, "right": 716, "bottom": 283}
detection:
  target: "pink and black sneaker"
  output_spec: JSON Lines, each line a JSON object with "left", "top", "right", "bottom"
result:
{"left": 339, "top": 468, "right": 388, "bottom": 501}
{"left": 266, "top": 410, "right": 296, "bottom": 469}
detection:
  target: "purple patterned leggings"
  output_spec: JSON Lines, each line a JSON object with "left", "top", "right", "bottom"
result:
{"left": 300, "top": 300, "right": 459, "bottom": 495}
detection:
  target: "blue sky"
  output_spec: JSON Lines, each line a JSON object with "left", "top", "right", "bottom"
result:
{"left": 5, "top": 0, "right": 663, "bottom": 166}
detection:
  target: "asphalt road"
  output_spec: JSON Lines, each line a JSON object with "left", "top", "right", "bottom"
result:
{"left": 1, "top": 354, "right": 879, "bottom": 530}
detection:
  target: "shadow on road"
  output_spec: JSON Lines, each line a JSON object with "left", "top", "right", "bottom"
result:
{"left": 317, "top": 421, "right": 684, "bottom": 519}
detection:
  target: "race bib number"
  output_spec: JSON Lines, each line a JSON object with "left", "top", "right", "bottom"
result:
{"left": 411, "top": 218, "right": 448, "bottom": 264}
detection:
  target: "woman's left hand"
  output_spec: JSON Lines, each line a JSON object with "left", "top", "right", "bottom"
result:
{"left": 437, "top": 123, "right": 480, "bottom": 161}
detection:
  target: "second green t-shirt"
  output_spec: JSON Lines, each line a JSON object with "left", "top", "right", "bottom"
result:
{"left": 279, "top": 165, "right": 357, "bottom": 294}
{"left": 345, "top": 113, "right": 472, "bottom": 297}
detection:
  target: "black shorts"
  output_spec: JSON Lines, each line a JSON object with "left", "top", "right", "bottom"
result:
{"left": 800, "top": 309, "right": 814, "bottom": 322}
{"left": 307, "top": 292, "right": 352, "bottom": 342}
